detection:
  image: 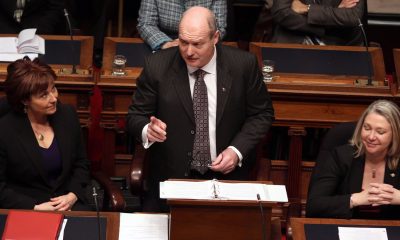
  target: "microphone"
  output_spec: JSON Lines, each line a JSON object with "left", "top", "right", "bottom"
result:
{"left": 92, "top": 187, "right": 102, "bottom": 240}
{"left": 257, "top": 194, "right": 267, "bottom": 240}
{"left": 357, "top": 18, "right": 373, "bottom": 86}
{"left": 63, "top": 8, "right": 77, "bottom": 74}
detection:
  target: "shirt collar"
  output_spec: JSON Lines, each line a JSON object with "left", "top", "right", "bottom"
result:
{"left": 187, "top": 47, "right": 217, "bottom": 75}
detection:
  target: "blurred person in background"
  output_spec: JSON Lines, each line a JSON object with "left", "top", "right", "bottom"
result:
{"left": 271, "top": 0, "right": 366, "bottom": 46}
{"left": 137, "top": 0, "right": 227, "bottom": 51}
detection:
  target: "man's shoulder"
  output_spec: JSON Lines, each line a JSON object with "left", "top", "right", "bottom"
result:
{"left": 144, "top": 47, "right": 183, "bottom": 73}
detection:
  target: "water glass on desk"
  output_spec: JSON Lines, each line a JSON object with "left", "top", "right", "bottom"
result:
{"left": 262, "top": 60, "right": 275, "bottom": 82}
{"left": 112, "top": 55, "right": 127, "bottom": 76}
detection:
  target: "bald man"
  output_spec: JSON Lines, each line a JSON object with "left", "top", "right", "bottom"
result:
{"left": 127, "top": 6, "right": 274, "bottom": 211}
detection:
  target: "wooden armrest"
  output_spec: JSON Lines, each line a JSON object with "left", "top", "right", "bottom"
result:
{"left": 285, "top": 201, "right": 302, "bottom": 240}
{"left": 129, "top": 145, "right": 147, "bottom": 195}
{"left": 271, "top": 217, "right": 282, "bottom": 240}
{"left": 91, "top": 171, "right": 126, "bottom": 211}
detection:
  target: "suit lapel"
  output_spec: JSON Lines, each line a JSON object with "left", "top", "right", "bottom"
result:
{"left": 13, "top": 112, "right": 51, "bottom": 187}
{"left": 216, "top": 46, "right": 233, "bottom": 126}
{"left": 171, "top": 52, "right": 195, "bottom": 124}
{"left": 50, "top": 108, "right": 71, "bottom": 189}
{"left": 349, "top": 155, "right": 364, "bottom": 193}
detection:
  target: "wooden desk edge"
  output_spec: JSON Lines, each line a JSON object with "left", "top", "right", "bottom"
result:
{"left": 290, "top": 217, "right": 400, "bottom": 240}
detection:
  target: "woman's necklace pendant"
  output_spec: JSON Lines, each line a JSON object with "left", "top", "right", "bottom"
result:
{"left": 38, "top": 133, "right": 44, "bottom": 141}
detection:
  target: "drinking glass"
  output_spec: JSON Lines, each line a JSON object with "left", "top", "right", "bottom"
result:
{"left": 112, "top": 55, "right": 127, "bottom": 76}
{"left": 262, "top": 60, "right": 275, "bottom": 82}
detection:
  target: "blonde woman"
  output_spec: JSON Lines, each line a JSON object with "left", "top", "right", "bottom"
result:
{"left": 307, "top": 100, "right": 400, "bottom": 219}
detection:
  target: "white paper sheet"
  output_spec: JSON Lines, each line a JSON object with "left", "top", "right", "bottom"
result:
{"left": 57, "top": 219, "right": 68, "bottom": 240}
{"left": 338, "top": 227, "right": 388, "bottom": 240}
{"left": 118, "top": 213, "right": 169, "bottom": 240}
{"left": 0, "top": 37, "right": 18, "bottom": 53}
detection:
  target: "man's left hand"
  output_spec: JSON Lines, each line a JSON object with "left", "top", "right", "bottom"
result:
{"left": 209, "top": 148, "right": 239, "bottom": 174}
{"left": 291, "top": 0, "right": 308, "bottom": 15}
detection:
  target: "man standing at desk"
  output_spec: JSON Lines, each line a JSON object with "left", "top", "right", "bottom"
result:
{"left": 127, "top": 6, "right": 274, "bottom": 211}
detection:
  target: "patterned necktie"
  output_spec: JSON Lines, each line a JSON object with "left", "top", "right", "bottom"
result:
{"left": 191, "top": 69, "right": 211, "bottom": 174}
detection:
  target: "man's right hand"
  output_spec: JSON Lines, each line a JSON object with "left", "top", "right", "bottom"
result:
{"left": 161, "top": 39, "right": 179, "bottom": 49}
{"left": 147, "top": 116, "right": 167, "bottom": 142}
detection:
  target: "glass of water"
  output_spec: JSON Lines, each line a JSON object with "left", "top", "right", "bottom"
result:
{"left": 112, "top": 55, "right": 127, "bottom": 76}
{"left": 262, "top": 60, "right": 275, "bottom": 82}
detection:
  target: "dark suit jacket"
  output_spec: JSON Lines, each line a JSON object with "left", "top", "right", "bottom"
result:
{"left": 307, "top": 144, "right": 400, "bottom": 219}
{"left": 0, "top": 0, "right": 64, "bottom": 34}
{"left": 271, "top": 0, "right": 365, "bottom": 46}
{"left": 0, "top": 97, "right": 10, "bottom": 117}
{"left": 127, "top": 44, "right": 274, "bottom": 206}
{"left": 0, "top": 103, "right": 90, "bottom": 209}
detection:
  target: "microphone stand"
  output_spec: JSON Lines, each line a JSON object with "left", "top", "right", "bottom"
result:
{"left": 257, "top": 194, "right": 267, "bottom": 240}
{"left": 63, "top": 8, "right": 77, "bottom": 74}
{"left": 92, "top": 187, "right": 102, "bottom": 240}
{"left": 357, "top": 18, "right": 373, "bottom": 86}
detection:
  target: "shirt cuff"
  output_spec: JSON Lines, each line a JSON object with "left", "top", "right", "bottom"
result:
{"left": 228, "top": 146, "right": 243, "bottom": 167}
{"left": 141, "top": 124, "right": 154, "bottom": 149}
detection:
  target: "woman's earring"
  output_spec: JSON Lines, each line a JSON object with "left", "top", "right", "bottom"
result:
{"left": 23, "top": 105, "right": 28, "bottom": 114}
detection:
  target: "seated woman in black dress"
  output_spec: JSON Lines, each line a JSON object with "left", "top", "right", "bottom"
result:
{"left": 307, "top": 100, "right": 400, "bottom": 219}
{"left": 0, "top": 57, "right": 90, "bottom": 211}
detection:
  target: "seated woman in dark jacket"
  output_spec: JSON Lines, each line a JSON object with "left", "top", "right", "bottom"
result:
{"left": 307, "top": 100, "right": 400, "bottom": 219}
{"left": 0, "top": 57, "right": 90, "bottom": 211}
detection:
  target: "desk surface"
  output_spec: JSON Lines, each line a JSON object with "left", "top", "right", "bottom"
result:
{"left": 291, "top": 217, "right": 400, "bottom": 240}
{"left": 0, "top": 209, "right": 120, "bottom": 240}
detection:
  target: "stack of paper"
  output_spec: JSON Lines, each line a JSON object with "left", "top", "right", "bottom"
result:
{"left": 119, "top": 213, "right": 169, "bottom": 240}
{"left": 0, "top": 28, "right": 45, "bottom": 62}
{"left": 338, "top": 227, "right": 388, "bottom": 240}
{"left": 159, "top": 180, "right": 288, "bottom": 202}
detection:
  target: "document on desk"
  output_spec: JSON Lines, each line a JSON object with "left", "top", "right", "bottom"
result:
{"left": 338, "top": 227, "right": 388, "bottom": 240}
{"left": 159, "top": 180, "right": 288, "bottom": 202}
{"left": 119, "top": 213, "right": 169, "bottom": 240}
{"left": 57, "top": 219, "right": 68, "bottom": 240}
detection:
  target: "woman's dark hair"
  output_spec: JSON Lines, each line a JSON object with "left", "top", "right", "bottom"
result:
{"left": 5, "top": 57, "right": 57, "bottom": 112}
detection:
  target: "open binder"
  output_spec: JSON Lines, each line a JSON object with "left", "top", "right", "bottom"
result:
{"left": 160, "top": 179, "right": 288, "bottom": 202}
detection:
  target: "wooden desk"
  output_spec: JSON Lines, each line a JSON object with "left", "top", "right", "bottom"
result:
{"left": 291, "top": 217, "right": 400, "bottom": 240}
{"left": 249, "top": 42, "right": 387, "bottom": 84}
{"left": 169, "top": 199, "right": 275, "bottom": 240}
{"left": 0, "top": 209, "right": 120, "bottom": 240}
{"left": 166, "top": 179, "right": 277, "bottom": 240}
